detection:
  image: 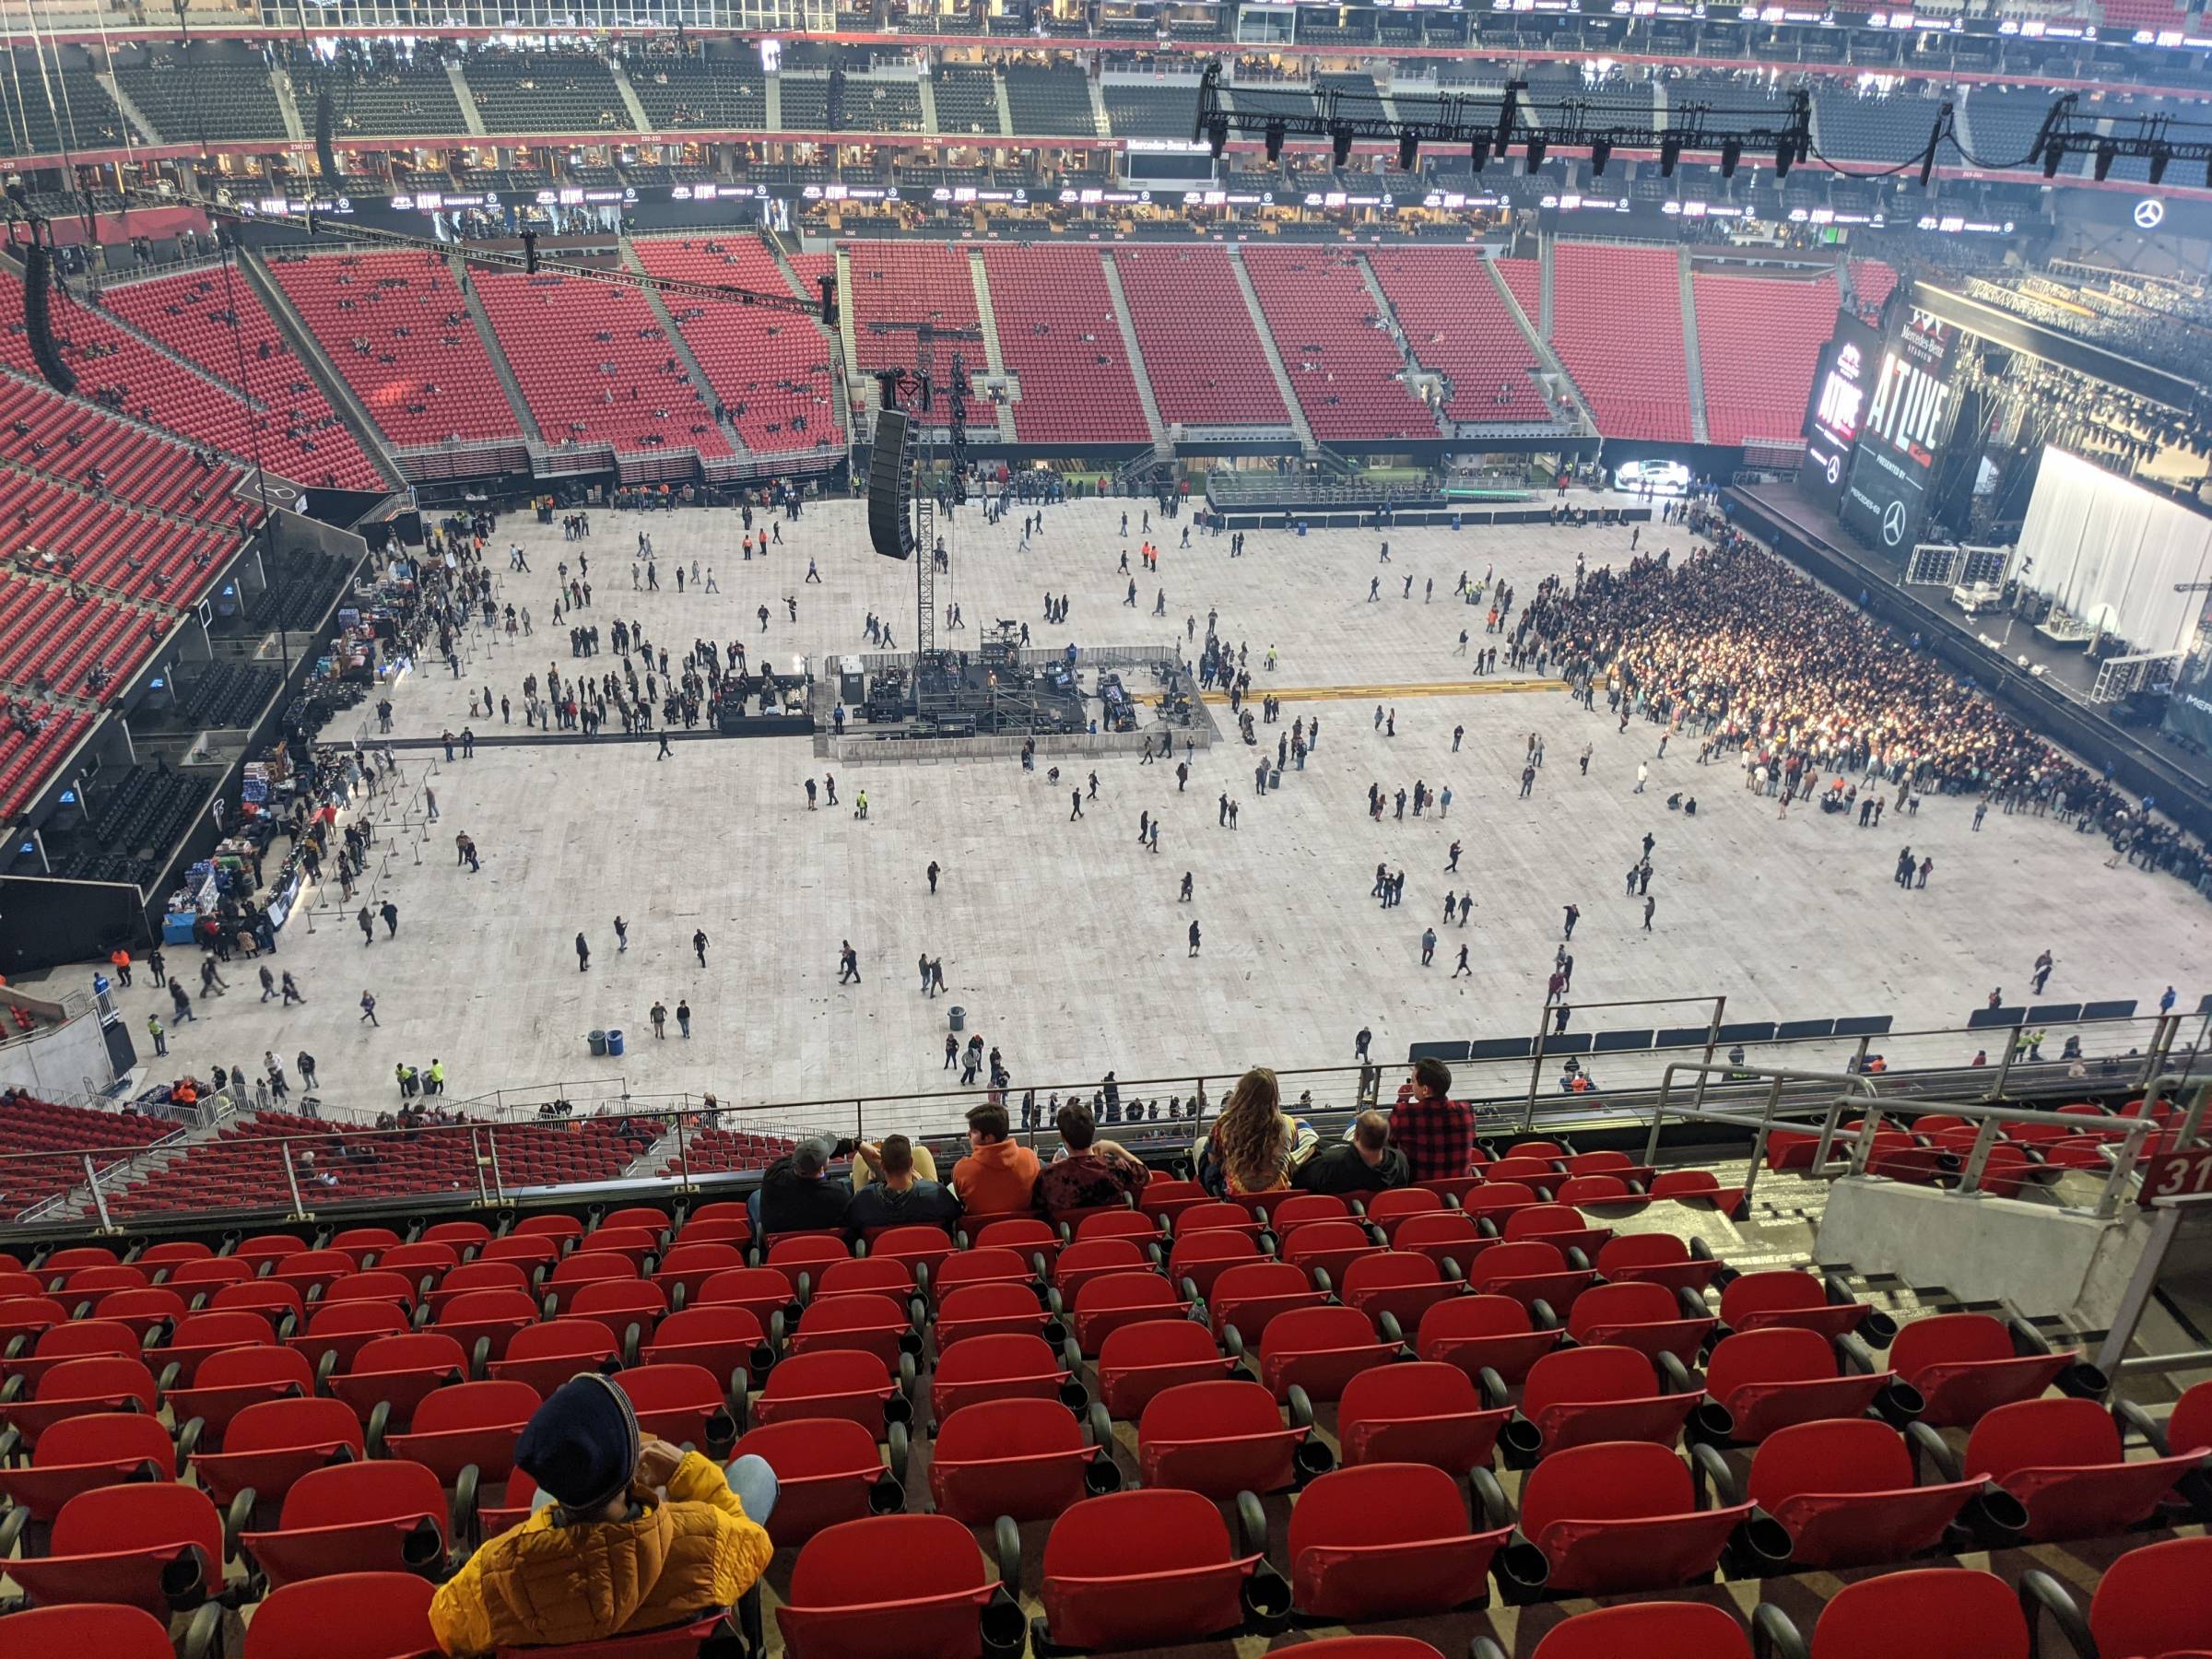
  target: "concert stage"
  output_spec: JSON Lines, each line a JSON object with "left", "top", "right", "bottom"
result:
{"left": 1727, "top": 481, "right": 2212, "bottom": 842}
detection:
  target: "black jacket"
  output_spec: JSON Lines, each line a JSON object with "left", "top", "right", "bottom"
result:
{"left": 844, "top": 1178, "right": 962, "bottom": 1234}
{"left": 757, "top": 1156, "right": 853, "bottom": 1236}
{"left": 1293, "top": 1140, "right": 1410, "bottom": 1195}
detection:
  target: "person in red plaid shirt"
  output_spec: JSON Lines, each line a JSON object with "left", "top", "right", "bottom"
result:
{"left": 1389, "top": 1056, "right": 1472, "bottom": 1183}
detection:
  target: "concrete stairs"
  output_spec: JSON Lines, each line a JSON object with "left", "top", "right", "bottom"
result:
{"left": 965, "top": 249, "right": 1014, "bottom": 441}
{"left": 917, "top": 74, "right": 939, "bottom": 136}
{"left": 235, "top": 246, "right": 409, "bottom": 485}
{"left": 993, "top": 75, "right": 1014, "bottom": 139}
{"left": 1486, "top": 255, "right": 1584, "bottom": 429}
{"left": 765, "top": 73, "right": 783, "bottom": 133}
{"left": 447, "top": 62, "right": 488, "bottom": 136}
{"left": 1224, "top": 245, "right": 1316, "bottom": 455}
{"left": 87, "top": 281, "right": 273, "bottom": 410}
{"left": 1098, "top": 252, "right": 1168, "bottom": 451}
{"left": 833, "top": 245, "right": 865, "bottom": 436}
{"left": 607, "top": 56, "right": 653, "bottom": 134}
{"left": 618, "top": 238, "right": 737, "bottom": 455}
{"left": 1353, "top": 250, "right": 1449, "bottom": 437}
{"left": 453, "top": 254, "right": 541, "bottom": 442}
{"left": 1088, "top": 76, "right": 1111, "bottom": 139}
{"left": 269, "top": 63, "right": 307, "bottom": 143}
{"left": 767, "top": 238, "right": 853, "bottom": 445}
{"left": 96, "top": 71, "right": 161, "bottom": 146}
{"left": 1678, "top": 248, "right": 1711, "bottom": 445}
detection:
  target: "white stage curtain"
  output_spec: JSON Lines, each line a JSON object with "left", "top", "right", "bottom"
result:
{"left": 2016, "top": 446, "right": 2212, "bottom": 653}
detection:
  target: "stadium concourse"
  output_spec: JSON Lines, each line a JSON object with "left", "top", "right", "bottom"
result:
{"left": 23, "top": 496, "right": 2203, "bottom": 1125}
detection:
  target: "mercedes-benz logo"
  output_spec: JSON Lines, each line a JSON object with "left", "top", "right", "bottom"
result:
{"left": 1825, "top": 454, "right": 1842, "bottom": 485}
{"left": 1881, "top": 500, "right": 1909, "bottom": 546}
{"left": 2136, "top": 199, "right": 2166, "bottom": 229}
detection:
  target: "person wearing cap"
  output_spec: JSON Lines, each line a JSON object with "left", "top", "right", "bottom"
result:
{"left": 430, "top": 1373, "right": 776, "bottom": 1654}
{"left": 746, "top": 1134, "right": 851, "bottom": 1241}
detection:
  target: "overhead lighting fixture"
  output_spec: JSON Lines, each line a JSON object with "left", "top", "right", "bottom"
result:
{"left": 1590, "top": 137, "right": 1612, "bottom": 177}
{"left": 1206, "top": 114, "right": 1229, "bottom": 159}
{"left": 1720, "top": 137, "right": 1741, "bottom": 179}
{"left": 1398, "top": 130, "right": 1419, "bottom": 172}
{"left": 1524, "top": 135, "right": 1547, "bottom": 172}
{"left": 1265, "top": 121, "right": 1285, "bottom": 164}
{"left": 1332, "top": 124, "right": 1353, "bottom": 169}
{"left": 2094, "top": 142, "right": 2116, "bottom": 182}
{"left": 1659, "top": 135, "right": 1681, "bottom": 177}
{"left": 1470, "top": 135, "right": 1490, "bottom": 173}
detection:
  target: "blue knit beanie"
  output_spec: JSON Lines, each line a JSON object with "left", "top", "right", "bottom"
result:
{"left": 515, "top": 1373, "right": 641, "bottom": 1512}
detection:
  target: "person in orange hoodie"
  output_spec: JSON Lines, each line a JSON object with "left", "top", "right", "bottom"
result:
{"left": 950, "top": 1100, "right": 1041, "bottom": 1216}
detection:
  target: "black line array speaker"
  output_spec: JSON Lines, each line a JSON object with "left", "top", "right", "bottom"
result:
{"left": 868, "top": 408, "right": 914, "bottom": 560}
{"left": 315, "top": 86, "right": 340, "bottom": 193}
{"left": 23, "top": 245, "right": 74, "bottom": 396}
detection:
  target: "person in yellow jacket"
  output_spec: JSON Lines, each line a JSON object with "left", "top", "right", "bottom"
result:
{"left": 431, "top": 1372, "right": 776, "bottom": 1656}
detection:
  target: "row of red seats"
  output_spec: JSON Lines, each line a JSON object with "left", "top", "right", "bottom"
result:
{"left": 1368, "top": 248, "right": 1551, "bottom": 426}
{"left": 1550, "top": 241, "right": 1693, "bottom": 442}
{"left": 265, "top": 252, "right": 522, "bottom": 452}
{"left": 0, "top": 571, "right": 161, "bottom": 700}
{"left": 0, "top": 371, "right": 260, "bottom": 526}
{"left": 1111, "top": 244, "right": 1289, "bottom": 429}
{"left": 472, "top": 271, "right": 732, "bottom": 460}
{"left": 95, "top": 271, "right": 384, "bottom": 490}
{"left": 1241, "top": 244, "right": 1439, "bottom": 442}
{"left": 979, "top": 245, "right": 1151, "bottom": 446}
{"left": 631, "top": 237, "right": 844, "bottom": 455}
{"left": 0, "top": 702, "right": 89, "bottom": 826}
{"left": 0, "top": 464, "right": 230, "bottom": 606}
{"left": 1764, "top": 1099, "right": 2166, "bottom": 1195}
{"left": 843, "top": 241, "right": 983, "bottom": 379}
{"left": 1693, "top": 270, "right": 1841, "bottom": 447}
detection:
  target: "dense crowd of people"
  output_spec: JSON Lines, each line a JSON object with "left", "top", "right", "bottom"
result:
{"left": 1506, "top": 518, "right": 2207, "bottom": 892}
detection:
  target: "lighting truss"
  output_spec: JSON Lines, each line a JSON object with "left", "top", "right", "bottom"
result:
{"left": 1193, "top": 63, "right": 1812, "bottom": 178}
{"left": 2028, "top": 95, "right": 2212, "bottom": 188}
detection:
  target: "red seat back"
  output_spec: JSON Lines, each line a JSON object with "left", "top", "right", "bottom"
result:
{"left": 1807, "top": 1569, "right": 2028, "bottom": 1659}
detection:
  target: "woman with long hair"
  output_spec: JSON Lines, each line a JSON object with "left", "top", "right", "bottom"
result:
{"left": 1205, "top": 1066, "right": 1315, "bottom": 1195}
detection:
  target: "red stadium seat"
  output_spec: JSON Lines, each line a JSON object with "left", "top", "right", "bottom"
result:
{"left": 1136, "top": 1378, "right": 1324, "bottom": 1499}
{"left": 240, "top": 1458, "right": 447, "bottom": 1588}
{"left": 930, "top": 1248, "right": 1035, "bottom": 1300}
{"left": 732, "top": 1417, "right": 903, "bottom": 1547}
{"left": 1067, "top": 1270, "right": 1189, "bottom": 1357}
{"left": 2043, "top": 1534, "right": 2212, "bottom": 1659}
{"left": 616, "top": 1362, "right": 739, "bottom": 1454}
{"left": 1467, "top": 1241, "right": 1594, "bottom": 1314}
{"left": 1719, "top": 1269, "right": 1891, "bottom": 1345}
{"left": 432, "top": 1288, "right": 539, "bottom": 1372}
{"left": 774, "top": 1512, "right": 1017, "bottom": 1659}
{"left": 1336, "top": 1360, "right": 1510, "bottom": 1474}
{"left": 1335, "top": 1251, "right": 1462, "bottom": 1332}
{"left": 565, "top": 1277, "right": 669, "bottom": 1356}
{"left": 1529, "top": 1601, "right": 1755, "bottom": 1659}
{"left": 1094, "top": 1319, "right": 1238, "bottom": 1419}
{"left": 1594, "top": 1233, "right": 1724, "bottom": 1294}
{"left": 811, "top": 1256, "right": 916, "bottom": 1306}
{"left": 3, "top": 1353, "right": 160, "bottom": 1449}
{"left": 0, "top": 1605, "right": 179, "bottom": 1656}
{"left": 1255, "top": 1304, "right": 1398, "bottom": 1404}
{"left": 1702, "top": 1326, "right": 1899, "bottom": 1443}
{"left": 6, "top": 1481, "right": 229, "bottom": 1618}
{"left": 1051, "top": 1239, "right": 1155, "bottom": 1304}
{"left": 1745, "top": 1418, "right": 1981, "bottom": 1569}
{"left": 971, "top": 1220, "right": 1058, "bottom": 1277}
{"left": 1036, "top": 1487, "right": 1277, "bottom": 1652}
{"left": 1206, "top": 1261, "right": 1327, "bottom": 1347}
{"left": 1415, "top": 1294, "right": 1559, "bottom": 1385}
{"left": 1393, "top": 1211, "right": 1491, "bottom": 1275}
{"left": 783, "top": 1291, "right": 923, "bottom": 1370}
{"left": 1503, "top": 1204, "right": 1613, "bottom": 1260}
{"left": 1504, "top": 1344, "right": 1699, "bottom": 1460}
{"left": 1282, "top": 1220, "right": 1382, "bottom": 1288}
{"left": 652, "top": 1243, "right": 747, "bottom": 1307}
{"left": 1962, "top": 1396, "right": 2202, "bottom": 1540}
{"left": 1889, "top": 1313, "right": 2085, "bottom": 1428}
{"left": 0, "top": 1410, "right": 176, "bottom": 1522}
{"left": 1289, "top": 1463, "right": 1509, "bottom": 1620}
{"left": 192, "top": 1394, "right": 365, "bottom": 1508}
{"left": 932, "top": 1281, "right": 1056, "bottom": 1349}
{"left": 327, "top": 1332, "right": 467, "bottom": 1429}
{"left": 865, "top": 1225, "right": 957, "bottom": 1286}
{"left": 488, "top": 1318, "right": 618, "bottom": 1399}
{"left": 752, "top": 1349, "right": 912, "bottom": 1438}
{"left": 1167, "top": 1229, "right": 1265, "bottom": 1301}
{"left": 1564, "top": 1280, "right": 1715, "bottom": 1369}
{"left": 246, "top": 1571, "right": 440, "bottom": 1659}
{"left": 168, "top": 1344, "right": 312, "bottom": 1444}
{"left": 641, "top": 1305, "right": 772, "bottom": 1388}
{"left": 1516, "top": 1440, "right": 1755, "bottom": 1594}
{"left": 383, "top": 1379, "right": 536, "bottom": 1487}
{"left": 928, "top": 1396, "right": 1117, "bottom": 1524}
{"left": 929, "top": 1332, "right": 1081, "bottom": 1427}
{"left": 1795, "top": 1568, "right": 2028, "bottom": 1658}
{"left": 696, "top": 1267, "right": 803, "bottom": 1330}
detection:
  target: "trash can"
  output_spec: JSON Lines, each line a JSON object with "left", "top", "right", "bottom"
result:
{"left": 606, "top": 1029, "right": 626, "bottom": 1058}
{"left": 1296, "top": 520, "right": 1309, "bottom": 537}
{"left": 949, "top": 1006, "right": 966, "bottom": 1033}
{"left": 587, "top": 1030, "right": 607, "bottom": 1057}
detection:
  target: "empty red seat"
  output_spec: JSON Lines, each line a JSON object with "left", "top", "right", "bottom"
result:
{"left": 641, "top": 1305, "right": 771, "bottom": 1388}
{"left": 1137, "top": 1378, "right": 1323, "bottom": 1499}
{"left": 2049, "top": 1534, "right": 2212, "bottom": 1659}
{"left": 1392, "top": 1211, "right": 1490, "bottom": 1276}
{"left": 929, "top": 1395, "right": 1116, "bottom": 1524}
{"left": 1260, "top": 1194, "right": 1353, "bottom": 1240}
{"left": 1793, "top": 1567, "right": 2028, "bottom": 1657}
{"left": 1469, "top": 1241, "right": 1594, "bottom": 1314}
{"left": 1702, "top": 1326, "right": 1898, "bottom": 1443}
{"left": 932, "top": 1281, "right": 1055, "bottom": 1349}
{"left": 1565, "top": 1281, "right": 1715, "bottom": 1369}
{"left": 488, "top": 1318, "right": 618, "bottom": 1398}
{"left": 731, "top": 1417, "right": 902, "bottom": 1547}
{"left": 383, "top": 1379, "right": 536, "bottom": 1487}
{"left": 327, "top": 1332, "right": 466, "bottom": 1429}
{"left": 970, "top": 1219, "right": 1058, "bottom": 1277}
{"left": 812, "top": 1257, "right": 916, "bottom": 1306}
{"left": 930, "top": 1248, "right": 1034, "bottom": 1300}
{"left": 3, "top": 1316, "right": 137, "bottom": 1392}
{"left": 1517, "top": 1440, "right": 1755, "bottom": 1594}
{"left": 1051, "top": 1240, "right": 1154, "bottom": 1305}
{"left": 240, "top": 1458, "right": 447, "bottom": 1589}
{"left": 1720, "top": 1269, "right": 1890, "bottom": 1345}
{"left": 1289, "top": 1462, "right": 1509, "bottom": 1620}
{"left": 0, "top": 1410, "right": 175, "bottom": 1522}
{"left": 616, "top": 1362, "right": 738, "bottom": 1454}
{"left": 1068, "top": 1270, "right": 1189, "bottom": 1357}
{"left": 245, "top": 1571, "right": 440, "bottom": 1658}
{"left": 1337, "top": 1361, "right": 1510, "bottom": 1474}
{"left": 1335, "top": 1251, "right": 1462, "bottom": 1333}
{"left": 1282, "top": 1220, "right": 1382, "bottom": 1289}
{"left": 1167, "top": 1229, "right": 1265, "bottom": 1301}
{"left": 1503, "top": 1204, "right": 1613, "bottom": 1260}
{"left": 774, "top": 1512, "right": 1016, "bottom": 1659}
{"left": 1095, "top": 1319, "right": 1237, "bottom": 1420}
{"left": 753, "top": 1349, "right": 911, "bottom": 1438}
{"left": 1594, "top": 1233, "right": 1724, "bottom": 1294}
{"left": 1890, "top": 1313, "right": 2084, "bottom": 1428}
{"left": 168, "top": 1344, "right": 312, "bottom": 1444}
{"left": 1506, "top": 1344, "right": 1699, "bottom": 1460}
{"left": 930, "top": 1332, "right": 1079, "bottom": 1427}
{"left": 432, "top": 1288, "right": 539, "bottom": 1371}
{"left": 1206, "top": 1261, "right": 1327, "bottom": 1347}
{"left": 1036, "top": 1487, "right": 1276, "bottom": 1652}
{"left": 1746, "top": 1418, "right": 1981, "bottom": 1569}
{"left": 6, "top": 1481, "right": 229, "bottom": 1618}
{"left": 1962, "top": 1395, "right": 2202, "bottom": 1541}
{"left": 653, "top": 1243, "right": 747, "bottom": 1306}
{"left": 1529, "top": 1601, "right": 1755, "bottom": 1658}
{"left": 1256, "top": 1304, "right": 1398, "bottom": 1404}
{"left": 784, "top": 1291, "right": 923, "bottom": 1371}
{"left": 1649, "top": 1170, "right": 1747, "bottom": 1215}
{"left": 289, "top": 1300, "right": 411, "bottom": 1383}
{"left": 3, "top": 1353, "right": 159, "bottom": 1448}
{"left": 1416, "top": 1294, "right": 1559, "bottom": 1385}
{"left": 0, "top": 1605, "right": 178, "bottom": 1656}
{"left": 696, "top": 1267, "right": 802, "bottom": 1330}
{"left": 193, "top": 1394, "right": 365, "bottom": 1508}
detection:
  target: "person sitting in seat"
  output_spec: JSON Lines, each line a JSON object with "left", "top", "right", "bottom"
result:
{"left": 950, "top": 1100, "right": 1041, "bottom": 1215}
{"left": 747, "top": 1135, "right": 851, "bottom": 1240}
{"left": 1293, "top": 1110, "right": 1409, "bottom": 1195}
{"left": 430, "top": 1373, "right": 775, "bottom": 1655}
{"left": 1036, "top": 1101, "right": 1151, "bottom": 1218}
{"left": 843, "top": 1133, "right": 960, "bottom": 1232}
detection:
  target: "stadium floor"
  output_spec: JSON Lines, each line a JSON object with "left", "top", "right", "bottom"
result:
{"left": 34, "top": 497, "right": 2212, "bottom": 1130}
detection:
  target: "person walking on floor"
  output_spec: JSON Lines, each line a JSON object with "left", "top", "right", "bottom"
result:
{"left": 360, "top": 990, "right": 380, "bottom": 1026}
{"left": 1188, "top": 921, "right": 1202, "bottom": 958}
{"left": 576, "top": 933, "right": 591, "bottom": 972}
